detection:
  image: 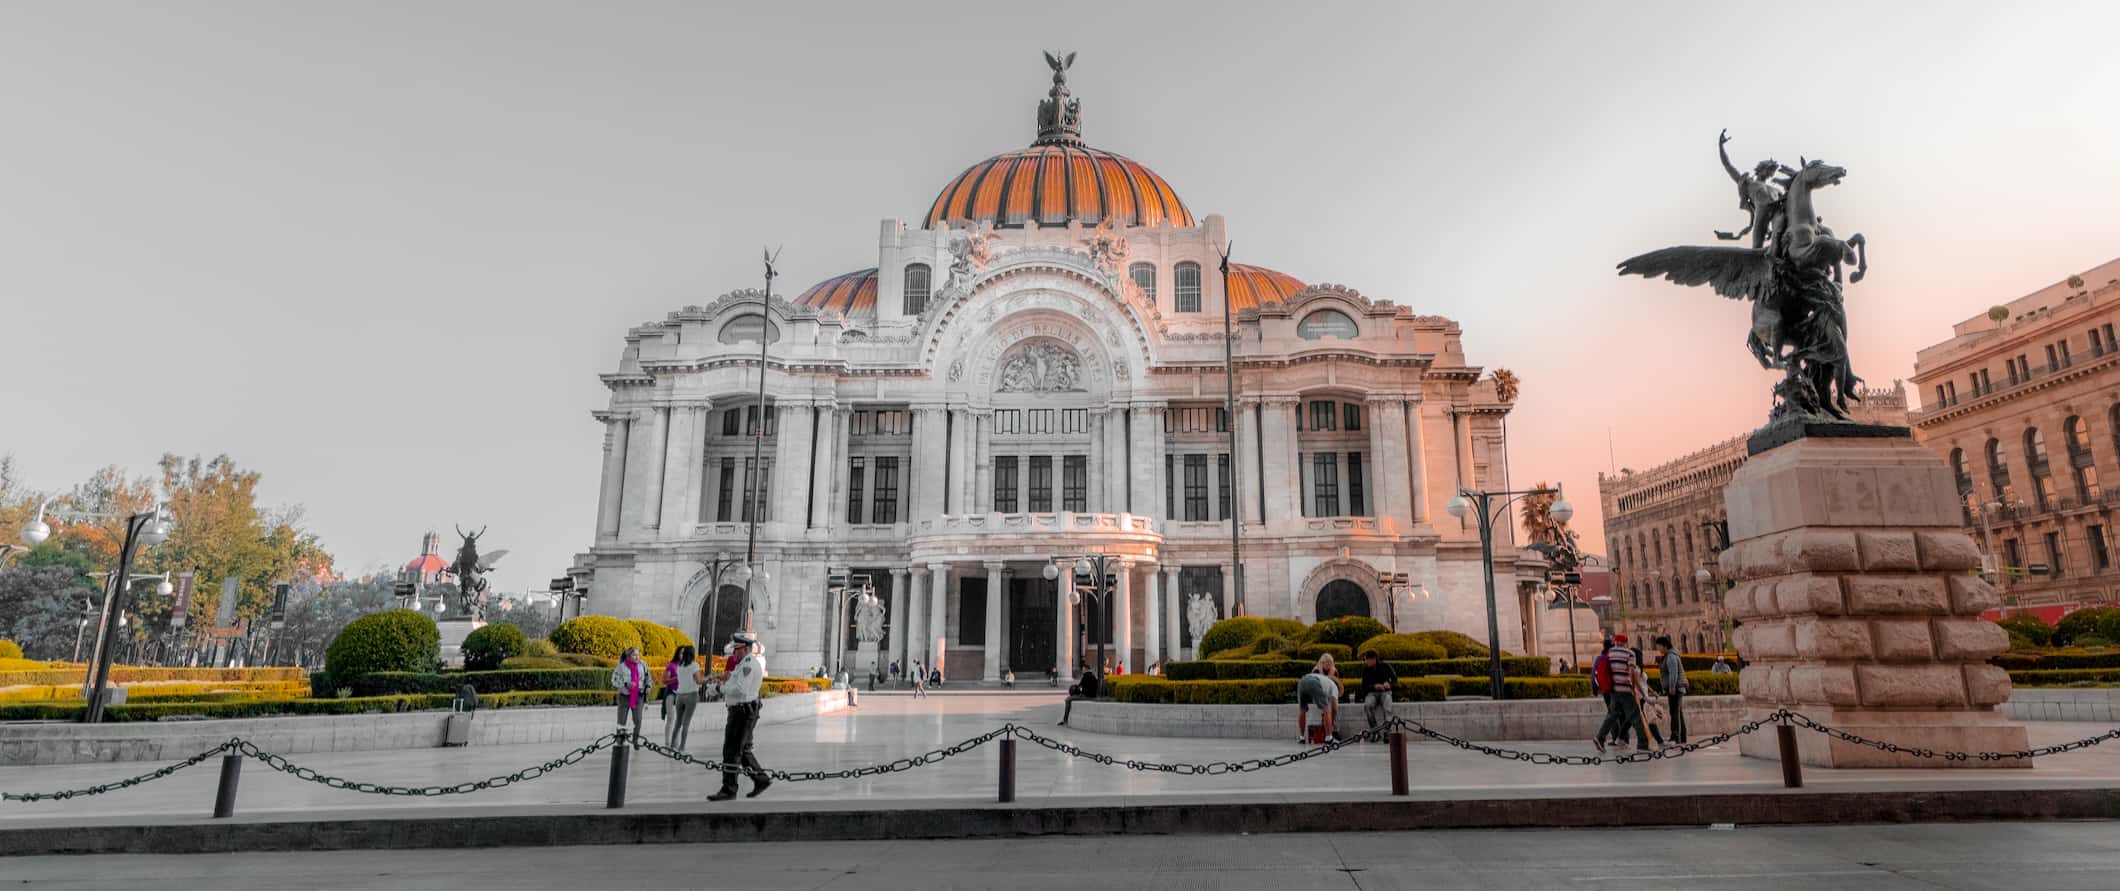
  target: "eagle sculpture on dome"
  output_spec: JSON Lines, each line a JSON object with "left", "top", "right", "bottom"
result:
{"left": 1037, "top": 51, "right": 1082, "bottom": 144}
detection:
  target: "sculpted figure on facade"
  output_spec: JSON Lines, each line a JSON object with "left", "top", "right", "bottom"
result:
{"left": 1185, "top": 593, "right": 1218, "bottom": 652}
{"left": 854, "top": 595, "right": 886, "bottom": 644}
{"left": 997, "top": 342, "right": 1084, "bottom": 393}
{"left": 1082, "top": 215, "right": 1130, "bottom": 276}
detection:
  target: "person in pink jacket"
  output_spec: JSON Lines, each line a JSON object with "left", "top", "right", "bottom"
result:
{"left": 610, "top": 646, "right": 647, "bottom": 736}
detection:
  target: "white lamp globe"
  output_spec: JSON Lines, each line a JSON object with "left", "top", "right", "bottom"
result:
{"left": 20, "top": 519, "right": 50, "bottom": 546}
{"left": 734, "top": 564, "right": 754, "bottom": 583}
{"left": 1445, "top": 494, "right": 1472, "bottom": 519}
{"left": 1042, "top": 563, "right": 1060, "bottom": 581}
{"left": 1415, "top": 585, "right": 1430, "bottom": 601}
{"left": 1694, "top": 568, "right": 1713, "bottom": 585}
{"left": 1073, "top": 558, "right": 1093, "bottom": 576}
{"left": 755, "top": 567, "right": 771, "bottom": 585}
{"left": 156, "top": 579, "right": 174, "bottom": 596}
{"left": 140, "top": 517, "right": 172, "bottom": 547}
{"left": 1548, "top": 498, "right": 1575, "bottom": 525}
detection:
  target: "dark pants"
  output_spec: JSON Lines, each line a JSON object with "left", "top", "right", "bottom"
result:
{"left": 1667, "top": 694, "right": 1687, "bottom": 743}
{"left": 717, "top": 701, "right": 765, "bottom": 792}
{"left": 1595, "top": 691, "right": 1643, "bottom": 746}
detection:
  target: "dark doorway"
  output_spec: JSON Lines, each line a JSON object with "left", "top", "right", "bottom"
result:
{"left": 1315, "top": 579, "right": 1370, "bottom": 622}
{"left": 699, "top": 583, "right": 747, "bottom": 652}
{"left": 1008, "top": 579, "right": 1056, "bottom": 673}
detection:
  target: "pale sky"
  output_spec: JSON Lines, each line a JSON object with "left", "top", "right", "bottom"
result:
{"left": 3, "top": 1, "right": 2116, "bottom": 591}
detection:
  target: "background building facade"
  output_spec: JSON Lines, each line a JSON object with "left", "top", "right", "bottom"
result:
{"left": 1600, "top": 383, "right": 1910, "bottom": 651}
{"left": 1911, "top": 258, "right": 2120, "bottom": 618}
{"left": 571, "top": 61, "right": 1548, "bottom": 679}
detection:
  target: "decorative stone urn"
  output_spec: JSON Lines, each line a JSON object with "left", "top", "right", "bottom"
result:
{"left": 1723, "top": 426, "right": 2028, "bottom": 767}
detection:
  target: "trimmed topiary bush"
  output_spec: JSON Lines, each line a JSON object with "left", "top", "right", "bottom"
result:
{"left": 499, "top": 656, "right": 574, "bottom": 670}
{"left": 1353, "top": 633, "right": 1449, "bottom": 661}
{"left": 1304, "top": 616, "right": 1390, "bottom": 649}
{"left": 2076, "top": 635, "right": 2115, "bottom": 649}
{"left": 1197, "top": 617, "right": 1270, "bottom": 659}
{"left": 350, "top": 667, "right": 608, "bottom": 697}
{"left": 1295, "top": 643, "right": 1353, "bottom": 663}
{"left": 0, "top": 640, "right": 22, "bottom": 660}
{"left": 549, "top": 616, "right": 642, "bottom": 660}
{"left": 1262, "top": 617, "right": 1308, "bottom": 640}
{"left": 523, "top": 638, "right": 560, "bottom": 658}
{"left": 461, "top": 623, "right": 526, "bottom": 671}
{"left": 2007, "top": 630, "right": 2037, "bottom": 652}
{"left": 666, "top": 625, "right": 696, "bottom": 656}
{"left": 1995, "top": 615, "right": 2053, "bottom": 648}
{"left": 628, "top": 619, "right": 675, "bottom": 664}
{"left": 2053, "top": 607, "right": 2120, "bottom": 647}
{"left": 1399, "top": 629, "right": 1495, "bottom": 658}
{"left": 323, "top": 609, "right": 440, "bottom": 690}
{"left": 559, "top": 652, "right": 618, "bottom": 668}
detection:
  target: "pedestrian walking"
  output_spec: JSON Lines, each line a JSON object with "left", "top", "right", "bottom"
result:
{"left": 911, "top": 661, "right": 928, "bottom": 699}
{"left": 706, "top": 632, "right": 770, "bottom": 801}
{"left": 610, "top": 646, "right": 648, "bottom": 737}
{"left": 1358, "top": 649, "right": 1398, "bottom": 735}
{"left": 662, "top": 645, "right": 706, "bottom": 752}
{"left": 1592, "top": 635, "right": 1642, "bottom": 753}
{"left": 1297, "top": 658, "right": 1340, "bottom": 743}
{"left": 1655, "top": 635, "right": 1688, "bottom": 744}
{"left": 1004, "top": 669, "right": 1016, "bottom": 689}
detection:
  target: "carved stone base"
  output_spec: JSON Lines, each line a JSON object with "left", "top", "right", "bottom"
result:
{"left": 1722, "top": 434, "right": 2027, "bottom": 768}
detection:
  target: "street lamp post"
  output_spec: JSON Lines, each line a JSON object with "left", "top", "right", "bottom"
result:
{"left": 701, "top": 551, "right": 768, "bottom": 661}
{"left": 1216, "top": 242, "right": 1247, "bottom": 617}
{"left": 1044, "top": 555, "right": 1118, "bottom": 679}
{"left": 1381, "top": 572, "right": 1429, "bottom": 634}
{"left": 1535, "top": 578, "right": 1585, "bottom": 672}
{"left": 736, "top": 247, "right": 782, "bottom": 640}
{"left": 1446, "top": 486, "right": 1571, "bottom": 700}
{"left": 20, "top": 497, "right": 174, "bottom": 723}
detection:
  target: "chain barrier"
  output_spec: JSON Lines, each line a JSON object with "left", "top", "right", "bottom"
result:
{"left": 1006, "top": 723, "right": 1388, "bottom": 774}
{"left": 232, "top": 733, "right": 618, "bottom": 796}
{"left": 1780, "top": 712, "right": 2120, "bottom": 763}
{"left": 1, "top": 738, "right": 238, "bottom": 802}
{"left": 633, "top": 724, "right": 1015, "bottom": 782}
{"left": 1388, "top": 711, "right": 1786, "bottom": 766}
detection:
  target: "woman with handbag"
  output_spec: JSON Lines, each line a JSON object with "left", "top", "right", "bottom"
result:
{"left": 663, "top": 645, "right": 706, "bottom": 752}
{"left": 610, "top": 647, "right": 647, "bottom": 737}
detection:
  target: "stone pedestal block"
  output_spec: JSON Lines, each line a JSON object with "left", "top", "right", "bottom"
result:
{"left": 1722, "top": 433, "right": 2028, "bottom": 768}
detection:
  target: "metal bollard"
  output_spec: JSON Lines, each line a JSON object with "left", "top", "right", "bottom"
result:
{"left": 1388, "top": 730, "right": 1409, "bottom": 796}
{"left": 997, "top": 738, "right": 1016, "bottom": 803}
{"left": 1775, "top": 723, "right": 1803, "bottom": 788}
{"left": 211, "top": 753, "right": 242, "bottom": 818}
{"left": 607, "top": 728, "right": 631, "bottom": 809}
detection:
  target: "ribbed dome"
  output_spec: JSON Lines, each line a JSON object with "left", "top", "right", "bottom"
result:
{"left": 924, "top": 143, "right": 1192, "bottom": 231}
{"left": 1225, "top": 263, "right": 1304, "bottom": 311}
{"left": 793, "top": 268, "right": 877, "bottom": 315}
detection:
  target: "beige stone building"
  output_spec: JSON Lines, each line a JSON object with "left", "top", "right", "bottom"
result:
{"left": 1599, "top": 383, "right": 1910, "bottom": 651}
{"left": 1910, "top": 258, "right": 2120, "bottom": 617}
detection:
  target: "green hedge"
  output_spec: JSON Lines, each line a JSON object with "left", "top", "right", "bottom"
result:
{"left": 1641, "top": 670, "right": 1740, "bottom": 696}
{"left": 2054, "top": 608, "right": 2120, "bottom": 647}
{"left": 524, "top": 638, "right": 560, "bottom": 658}
{"left": 499, "top": 656, "right": 577, "bottom": 670}
{"left": 1196, "top": 618, "right": 1270, "bottom": 660}
{"left": 1352, "top": 634, "right": 1448, "bottom": 661}
{"left": 1105, "top": 675, "right": 1601, "bottom": 703}
{"left": 1, "top": 666, "right": 310, "bottom": 687}
{"left": 1304, "top": 616, "right": 1389, "bottom": 649}
{"left": 461, "top": 623, "right": 526, "bottom": 671}
{"left": 1294, "top": 643, "right": 1353, "bottom": 663}
{"left": 549, "top": 616, "right": 641, "bottom": 659}
{"left": 348, "top": 668, "right": 609, "bottom": 697}
{"left": 2007, "top": 668, "right": 2120, "bottom": 686}
{"left": 1395, "top": 629, "right": 1492, "bottom": 657}
{"left": 0, "top": 640, "right": 22, "bottom": 660}
{"left": 323, "top": 609, "right": 440, "bottom": 690}
{"left": 1162, "top": 656, "right": 1550, "bottom": 682}
{"left": 0, "top": 689, "right": 622, "bottom": 722}
{"left": 1990, "top": 649, "right": 2120, "bottom": 670}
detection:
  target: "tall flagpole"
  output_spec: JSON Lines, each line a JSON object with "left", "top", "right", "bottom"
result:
{"left": 741, "top": 246, "right": 781, "bottom": 632}
{"left": 1218, "top": 242, "right": 1246, "bottom": 617}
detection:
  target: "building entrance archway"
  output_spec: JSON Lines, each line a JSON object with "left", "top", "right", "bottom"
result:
{"left": 1315, "top": 579, "right": 1371, "bottom": 622}
{"left": 698, "top": 584, "right": 746, "bottom": 654}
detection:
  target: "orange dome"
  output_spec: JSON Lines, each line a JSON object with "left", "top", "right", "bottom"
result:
{"left": 924, "top": 143, "right": 1192, "bottom": 231}
{"left": 1225, "top": 263, "right": 1304, "bottom": 311}
{"left": 794, "top": 267, "right": 877, "bottom": 315}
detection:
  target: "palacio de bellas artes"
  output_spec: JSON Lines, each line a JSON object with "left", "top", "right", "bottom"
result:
{"left": 573, "top": 58, "right": 1544, "bottom": 680}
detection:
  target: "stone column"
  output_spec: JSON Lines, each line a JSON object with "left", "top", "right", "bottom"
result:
{"left": 1163, "top": 564, "right": 1183, "bottom": 658}
{"left": 658, "top": 403, "right": 700, "bottom": 534}
{"left": 595, "top": 411, "right": 631, "bottom": 541}
{"left": 1089, "top": 411, "right": 1106, "bottom": 511}
{"left": 1724, "top": 430, "right": 2026, "bottom": 767}
{"left": 1367, "top": 396, "right": 1413, "bottom": 532}
{"left": 829, "top": 407, "right": 853, "bottom": 528}
{"left": 974, "top": 412, "right": 993, "bottom": 512}
{"left": 1142, "top": 561, "right": 1161, "bottom": 671}
{"left": 1055, "top": 572, "right": 1074, "bottom": 677}
{"left": 677, "top": 405, "right": 708, "bottom": 531}
{"left": 1258, "top": 398, "right": 1301, "bottom": 526}
{"left": 1405, "top": 398, "right": 1430, "bottom": 525}
{"left": 953, "top": 408, "right": 976, "bottom": 514}
{"left": 927, "top": 562, "right": 950, "bottom": 679}
{"left": 808, "top": 404, "right": 840, "bottom": 530}
{"left": 904, "top": 565, "right": 926, "bottom": 677}
{"left": 1219, "top": 563, "right": 1235, "bottom": 621}
{"left": 1237, "top": 400, "right": 1264, "bottom": 525}
{"left": 889, "top": 567, "right": 909, "bottom": 674}
{"left": 822, "top": 564, "right": 847, "bottom": 672}
{"left": 1104, "top": 409, "right": 1129, "bottom": 511}
{"left": 911, "top": 407, "right": 948, "bottom": 520}
{"left": 1111, "top": 560, "right": 1133, "bottom": 671}
{"left": 984, "top": 561, "right": 1006, "bottom": 682}
{"left": 1128, "top": 404, "right": 1163, "bottom": 516}
{"left": 771, "top": 399, "right": 815, "bottom": 527}
{"left": 638, "top": 405, "right": 670, "bottom": 530}
{"left": 1453, "top": 405, "right": 1477, "bottom": 491}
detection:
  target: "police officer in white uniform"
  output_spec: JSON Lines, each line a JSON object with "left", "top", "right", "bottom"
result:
{"left": 707, "top": 631, "right": 770, "bottom": 801}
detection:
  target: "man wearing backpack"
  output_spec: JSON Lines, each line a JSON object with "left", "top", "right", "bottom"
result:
{"left": 1592, "top": 634, "right": 1641, "bottom": 754}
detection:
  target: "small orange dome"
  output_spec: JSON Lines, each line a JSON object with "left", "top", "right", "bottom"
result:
{"left": 1224, "top": 263, "right": 1304, "bottom": 311}
{"left": 925, "top": 143, "right": 1192, "bottom": 231}
{"left": 794, "top": 268, "right": 878, "bottom": 315}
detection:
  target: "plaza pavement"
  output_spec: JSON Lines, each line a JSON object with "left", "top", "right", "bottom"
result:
{"left": 10, "top": 823, "right": 2120, "bottom": 889}
{"left": 3, "top": 690, "right": 2117, "bottom": 826}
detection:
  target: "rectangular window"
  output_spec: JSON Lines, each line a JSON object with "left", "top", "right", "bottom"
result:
{"left": 1343, "top": 403, "right": 1362, "bottom": 431}
{"left": 1312, "top": 452, "right": 1341, "bottom": 516}
{"left": 2037, "top": 475, "right": 2059, "bottom": 511}
{"left": 1348, "top": 451, "right": 1366, "bottom": 516}
{"left": 959, "top": 579, "right": 985, "bottom": 645}
{"left": 2004, "top": 538, "right": 2022, "bottom": 572}
{"left": 722, "top": 409, "right": 742, "bottom": 436}
{"left": 870, "top": 457, "right": 899, "bottom": 524}
{"left": 1130, "top": 263, "right": 1157, "bottom": 301}
{"left": 1982, "top": 369, "right": 1992, "bottom": 392}
{"left": 2104, "top": 324, "right": 2116, "bottom": 353}
{"left": 1063, "top": 455, "right": 1087, "bottom": 512}
{"left": 2061, "top": 339, "right": 2073, "bottom": 367}
{"left": 1216, "top": 407, "right": 1229, "bottom": 433}
{"left": 715, "top": 458, "right": 736, "bottom": 522}
{"left": 1027, "top": 409, "right": 1053, "bottom": 434}
{"left": 1308, "top": 400, "right": 1336, "bottom": 431}
{"left": 1027, "top": 457, "right": 1052, "bottom": 512}
{"left": 2046, "top": 530, "right": 2066, "bottom": 578}
{"left": 2018, "top": 355, "right": 2032, "bottom": 379}
{"left": 739, "top": 458, "right": 767, "bottom": 522}
{"left": 2006, "top": 362, "right": 2020, "bottom": 386}
{"left": 2093, "top": 525, "right": 2112, "bottom": 571}
{"left": 1166, "top": 453, "right": 1176, "bottom": 518}
{"left": 846, "top": 458, "right": 866, "bottom": 524}
{"left": 1184, "top": 454, "right": 1208, "bottom": 521}
{"left": 2092, "top": 329, "right": 2106, "bottom": 357}
{"left": 1935, "top": 385, "right": 1948, "bottom": 408}
{"left": 994, "top": 456, "right": 1019, "bottom": 513}
{"left": 1217, "top": 453, "right": 1232, "bottom": 520}
{"left": 2047, "top": 344, "right": 2060, "bottom": 371}
{"left": 850, "top": 411, "right": 872, "bottom": 436}
{"left": 1945, "top": 381, "right": 1957, "bottom": 404}
{"left": 2080, "top": 465, "right": 2102, "bottom": 500}
{"left": 1174, "top": 263, "right": 1201, "bottom": 313}
{"left": 1968, "top": 373, "right": 1980, "bottom": 397}
{"left": 1062, "top": 409, "right": 1088, "bottom": 434}
{"left": 994, "top": 410, "right": 1020, "bottom": 435}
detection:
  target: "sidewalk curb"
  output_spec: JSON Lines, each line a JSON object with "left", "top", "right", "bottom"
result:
{"left": 6, "top": 787, "right": 2118, "bottom": 855}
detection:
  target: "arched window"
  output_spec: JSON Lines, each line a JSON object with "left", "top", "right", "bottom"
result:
{"left": 1986, "top": 437, "right": 2014, "bottom": 504}
{"left": 1173, "top": 262, "right": 1201, "bottom": 312}
{"left": 1297, "top": 309, "right": 1359, "bottom": 340}
{"left": 1129, "top": 262, "right": 1157, "bottom": 302}
{"left": 2066, "top": 416, "right": 2101, "bottom": 500}
{"left": 1314, "top": 580, "right": 1370, "bottom": 621}
{"left": 716, "top": 314, "right": 781, "bottom": 344}
{"left": 2025, "top": 427, "right": 2056, "bottom": 509}
{"left": 902, "top": 263, "right": 931, "bottom": 316}
{"left": 1950, "top": 447, "right": 1977, "bottom": 521}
